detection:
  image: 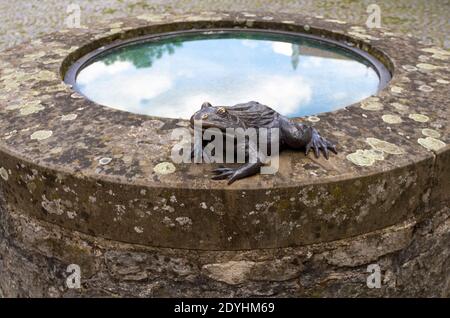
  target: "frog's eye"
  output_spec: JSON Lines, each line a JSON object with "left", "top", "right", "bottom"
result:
{"left": 201, "top": 114, "right": 208, "bottom": 120}
{"left": 216, "top": 107, "right": 226, "bottom": 115}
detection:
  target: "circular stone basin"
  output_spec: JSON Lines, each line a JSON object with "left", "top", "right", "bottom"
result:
{"left": 68, "top": 30, "right": 390, "bottom": 119}
{"left": 0, "top": 11, "right": 449, "bottom": 297}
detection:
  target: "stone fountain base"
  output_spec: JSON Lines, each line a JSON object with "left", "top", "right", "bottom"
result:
{"left": 1, "top": 194, "right": 448, "bottom": 297}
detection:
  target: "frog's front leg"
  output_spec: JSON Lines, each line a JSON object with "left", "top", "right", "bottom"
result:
{"left": 212, "top": 162, "right": 264, "bottom": 185}
{"left": 282, "top": 119, "right": 337, "bottom": 159}
{"left": 211, "top": 139, "right": 264, "bottom": 184}
{"left": 305, "top": 127, "right": 337, "bottom": 159}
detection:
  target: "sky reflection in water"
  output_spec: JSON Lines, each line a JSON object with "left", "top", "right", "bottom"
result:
{"left": 76, "top": 32, "right": 380, "bottom": 119}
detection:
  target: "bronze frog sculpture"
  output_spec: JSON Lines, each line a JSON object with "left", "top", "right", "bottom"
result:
{"left": 190, "top": 101, "right": 337, "bottom": 184}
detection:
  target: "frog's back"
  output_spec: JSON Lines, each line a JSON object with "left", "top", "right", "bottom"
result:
{"left": 227, "top": 101, "right": 281, "bottom": 128}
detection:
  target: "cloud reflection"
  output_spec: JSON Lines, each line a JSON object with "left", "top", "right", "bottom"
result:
{"left": 76, "top": 34, "right": 379, "bottom": 119}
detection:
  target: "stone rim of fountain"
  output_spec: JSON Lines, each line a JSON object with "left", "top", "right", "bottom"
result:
{"left": 0, "top": 12, "right": 448, "bottom": 250}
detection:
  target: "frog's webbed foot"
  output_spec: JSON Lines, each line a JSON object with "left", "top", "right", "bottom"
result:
{"left": 211, "top": 167, "right": 236, "bottom": 180}
{"left": 212, "top": 162, "right": 263, "bottom": 185}
{"left": 305, "top": 129, "right": 337, "bottom": 159}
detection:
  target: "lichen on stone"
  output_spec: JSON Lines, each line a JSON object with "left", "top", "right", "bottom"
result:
{"left": 109, "top": 22, "right": 124, "bottom": 28}
{"left": 153, "top": 162, "right": 176, "bottom": 175}
{"left": 420, "top": 47, "right": 450, "bottom": 56}
{"left": 391, "top": 102, "right": 409, "bottom": 112}
{"left": 430, "top": 53, "right": 449, "bottom": 60}
{"left": 326, "top": 19, "right": 346, "bottom": 24}
{"left": 417, "top": 137, "right": 446, "bottom": 151}
{"left": 61, "top": 114, "right": 78, "bottom": 121}
{"left": 348, "top": 31, "right": 377, "bottom": 41}
{"left": 20, "top": 101, "right": 45, "bottom": 116}
{"left": 71, "top": 92, "right": 84, "bottom": 99}
{"left": 418, "top": 85, "right": 434, "bottom": 92}
{"left": 175, "top": 216, "right": 193, "bottom": 228}
{"left": 436, "top": 78, "right": 449, "bottom": 84}
{"left": 23, "top": 51, "right": 47, "bottom": 61}
{"left": 34, "top": 70, "right": 57, "bottom": 81}
{"left": 52, "top": 47, "right": 77, "bottom": 56}
{"left": 366, "top": 137, "right": 404, "bottom": 155}
{"left": 408, "top": 113, "right": 430, "bottom": 122}
{"left": 346, "top": 149, "right": 385, "bottom": 167}
{"left": 382, "top": 114, "right": 402, "bottom": 124}
{"left": 390, "top": 86, "right": 404, "bottom": 94}
{"left": 41, "top": 195, "right": 64, "bottom": 215}
{"left": 99, "top": 157, "right": 112, "bottom": 165}
{"left": 134, "top": 226, "right": 144, "bottom": 234}
{"left": 42, "top": 58, "right": 62, "bottom": 65}
{"left": 416, "top": 63, "right": 441, "bottom": 70}
{"left": 0, "top": 167, "right": 9, "bottom": 181}
{"left": 402, "top": 65, "right": 417, "bottom": 72}
{"left": 30, "top": 130, "right": 53, "bottom": 141}
{"left": 306, "top": 116, "right": 320, "bottom": 122}
{"left": 421, "top": 128, "right": 441, "bottom": 138}
{"left": 361, "top": 97, "right": 383, "bottom": 111}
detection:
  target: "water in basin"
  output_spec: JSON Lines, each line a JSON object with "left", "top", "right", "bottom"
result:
{"left": 75, "top": 31, "right": 382, "bottom": 119}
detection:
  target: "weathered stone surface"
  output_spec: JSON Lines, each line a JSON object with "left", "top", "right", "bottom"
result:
{"left": 0, "top": 12, "right": 448, "bottom": 297}
{"left": 0, "top": 194, "right": 448, "bottom": 297}
{"left": 202, "top": 261, "right": 256, "bottom": 285}
{"left": 0, "top": 11, "right": 448, "bottom": 250}
{"left": 320, "top": 222, "right": 415, "bottom": 267}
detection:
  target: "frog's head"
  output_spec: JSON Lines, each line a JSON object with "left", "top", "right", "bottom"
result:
{"left": 190, "top": 102, "right": 243, "bottom": 130}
